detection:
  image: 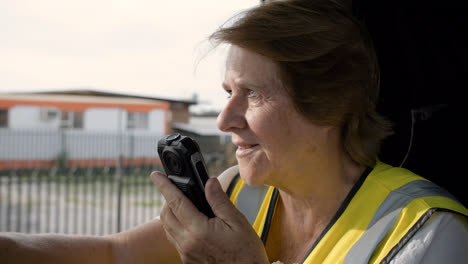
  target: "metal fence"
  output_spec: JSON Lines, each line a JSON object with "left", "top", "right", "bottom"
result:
{"left": 0, "top": 167, "right": 161, "bottom": 235}
{"left": 0, "top": 128, "right": 234, "bottom": 235}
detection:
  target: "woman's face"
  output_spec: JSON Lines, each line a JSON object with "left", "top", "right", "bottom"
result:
{"left": 217, "top": 46, "right": 333, "bottom": 187}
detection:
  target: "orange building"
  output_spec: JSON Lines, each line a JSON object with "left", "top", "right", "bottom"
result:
{"left": 0, "top": 89, "right": 197, "bottom": 169}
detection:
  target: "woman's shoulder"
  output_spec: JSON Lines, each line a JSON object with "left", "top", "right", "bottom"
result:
{"left": 390, "top": 211, "right": 468, "bottom": 263}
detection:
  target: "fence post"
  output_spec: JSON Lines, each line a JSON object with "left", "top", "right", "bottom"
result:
{"left": 116, "top": 152, "right": 126, "bottom": 233}
{"left": 116, "top": 108, "right": 123, "bottom": 233}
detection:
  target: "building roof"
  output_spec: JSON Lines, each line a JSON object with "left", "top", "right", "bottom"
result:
{"left": 6, "top": 88, "right": 198, "bottom": 105}
{"left": 172, "top": 116, "right": 230, "bottom": 136}
{"left": 0, "top": 93, "right": 170, "bottom": 112}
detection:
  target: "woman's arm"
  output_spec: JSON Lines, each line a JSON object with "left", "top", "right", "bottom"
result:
{"left": 110, "top": 219, "right": 182, "bottom": 264}
{"left": 0, "top": 219, "right": 181, "bottom": 264}
{"left": 0, "top": 168, "right": 238, "bottom": 264}
{"left": 0, "top": 232, "right": 113, "bottom": 264}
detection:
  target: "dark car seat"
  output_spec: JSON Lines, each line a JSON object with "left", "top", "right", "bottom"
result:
{"left": 353, "top": 0, "right": 468, "bottom": 206}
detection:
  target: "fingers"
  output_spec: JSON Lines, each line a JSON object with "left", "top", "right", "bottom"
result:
{"left": 160, "top": 204, "right": 183, "bottom": 236}
{"left": 163, "top": 229, "right": 179, "bottom": 250}
{"left": 150, "top": 171, "right": 206, "bottom": 228}
{"left": 160, "top": 204, "right": 184, "bottom": 249}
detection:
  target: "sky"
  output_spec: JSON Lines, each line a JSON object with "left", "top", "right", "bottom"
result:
{"left": 0, "top": 0, "right": 259, "bottom": 113}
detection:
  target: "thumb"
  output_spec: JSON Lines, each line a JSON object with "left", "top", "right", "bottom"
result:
{"left": 205, "top": 178, "right": 243, "bottom": 222}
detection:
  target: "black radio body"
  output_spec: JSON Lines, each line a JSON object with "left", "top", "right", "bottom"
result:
{"left": 157, "top": 134, "right": 215, "bottom": 218}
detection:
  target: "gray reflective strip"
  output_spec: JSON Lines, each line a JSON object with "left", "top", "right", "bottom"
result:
{"left": 236, "top": 184, "right": 269, "bottom": 225}
{"left": 343, "top": 180, "right": 457, "bottom": 264}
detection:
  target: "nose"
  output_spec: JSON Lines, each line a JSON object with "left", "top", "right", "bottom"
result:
{"left": 217, "top": 96, "right": 247, "bottom": 132}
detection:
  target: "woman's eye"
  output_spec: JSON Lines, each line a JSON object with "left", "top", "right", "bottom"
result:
{"left": 248, "top": 90, "right": 258, "bottom": 98}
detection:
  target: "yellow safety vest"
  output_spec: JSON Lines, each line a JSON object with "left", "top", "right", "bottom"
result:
{"left": 227, "top": 161, "right": 468, "bottom": 263}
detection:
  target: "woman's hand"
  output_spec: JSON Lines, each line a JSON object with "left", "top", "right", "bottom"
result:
{"left": 150, "top": 171, "right": 269, "bottom": 264}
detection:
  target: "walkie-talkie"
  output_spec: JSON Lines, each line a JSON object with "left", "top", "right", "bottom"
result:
{"left": 157, "top": 134, "right": 215, "bottom": 218}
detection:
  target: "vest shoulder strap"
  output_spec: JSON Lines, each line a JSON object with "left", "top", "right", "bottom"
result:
{"left": 224, "top": 169, "right": 270, "bottom": 225}
{"left": 226, "top": 173, "right": 240, "bottom": 198}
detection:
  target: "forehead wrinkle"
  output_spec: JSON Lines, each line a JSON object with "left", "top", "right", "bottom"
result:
{"left": 225, "top": 46, "right": 288, "bottom": 95}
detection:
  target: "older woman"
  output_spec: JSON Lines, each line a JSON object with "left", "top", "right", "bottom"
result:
{"left": 151, "top": 0, "right": 468, "bottom": 263}
{"left": 1, "top": 0, "right": 467, "bottom": 264}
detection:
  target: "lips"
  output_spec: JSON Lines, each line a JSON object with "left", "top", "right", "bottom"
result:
{"left": 234, "top": 141, "right": 260, "bottom": 157}
{"left": 232, "top": 139, "right": 258, "bottom": 148}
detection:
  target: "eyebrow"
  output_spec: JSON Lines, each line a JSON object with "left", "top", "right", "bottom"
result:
{"left": 222, "top": 80, "right": 263, "bottom": 91}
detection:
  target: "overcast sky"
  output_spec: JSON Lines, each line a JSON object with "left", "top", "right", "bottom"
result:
{"left": 0, "top": 0, "right": 259, "bottom": 112}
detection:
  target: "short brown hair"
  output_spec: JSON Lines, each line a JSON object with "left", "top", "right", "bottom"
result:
{"left": 210, "top": 0, "right": 392, "bottom": 167}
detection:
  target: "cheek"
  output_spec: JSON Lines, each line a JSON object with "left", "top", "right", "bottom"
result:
{"left": 253, "top": 113, "right": 296, "bottom": 167}
{"left": 266, "top": 110, "right": 317, "bottom": 157}
{"left": 264, "top": 110, "right": 296, "bottom": 144}
{"left": 247, "top": 106, "right": 292, "bottom": 137}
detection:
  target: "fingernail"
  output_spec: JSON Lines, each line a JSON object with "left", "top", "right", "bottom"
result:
{"left": 150, "top": 171, "right": 163, "bottom": 183}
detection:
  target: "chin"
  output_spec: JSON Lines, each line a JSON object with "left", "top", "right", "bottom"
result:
{"left": 238, "top": 162, "right": 268, "bottom": 186}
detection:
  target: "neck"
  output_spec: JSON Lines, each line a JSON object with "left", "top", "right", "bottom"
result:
{"left": 272, "top": 126, "right": 365, "bottom": 202}
{"left": 265, "top": 161, "right": 366, "bottom": 263}
{"left": 276, "top": 156, "right": 365, "bottom": 239}
{"left": 264, "top": 127, "right": 367, "bottom": 262}
{"left": 279, "top": 155, "right": 365, "bottom": 204}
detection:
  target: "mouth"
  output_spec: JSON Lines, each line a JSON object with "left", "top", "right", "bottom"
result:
{"left": 236, "top": 144, "right": 259, "bottom": 149}
{"left": 235, "top": 143, "right": 260, "bottom": 157}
